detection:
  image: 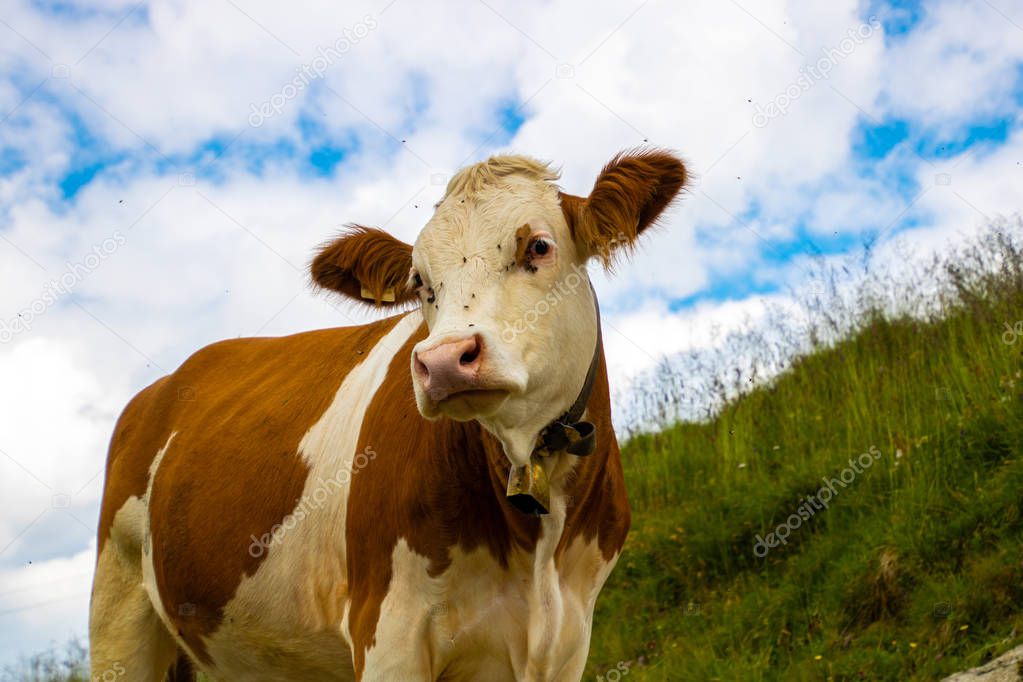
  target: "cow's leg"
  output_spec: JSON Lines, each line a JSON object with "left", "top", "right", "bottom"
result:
{"left": 90, "top": 539, "right": 179, "bottom": 681}
{"left": 166, "top": 652, "right": 196, "bottom": 681}
{"left": 551, "top": 642, "right": 590, "bottom": 682}
{"left": 355, "top": 620, "right": 433, "bottom": 682}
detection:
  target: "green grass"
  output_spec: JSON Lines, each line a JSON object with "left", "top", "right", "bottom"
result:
{"left": 586, "top": 233, "right": 1023, "bottom": 681}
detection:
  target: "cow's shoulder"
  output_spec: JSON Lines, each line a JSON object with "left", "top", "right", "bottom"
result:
{"left": 111, "top": 314, "right": 409, "bottom": 663}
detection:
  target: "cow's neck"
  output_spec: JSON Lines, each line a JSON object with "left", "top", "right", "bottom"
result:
{"left": 375, "top": 310, "right": 621, "bottom": 573}
{"left": 499, "top": 282, "right": 603, "bottom": 516}
{"left": 469, "top": 348, "right": 616, "bottom": 553}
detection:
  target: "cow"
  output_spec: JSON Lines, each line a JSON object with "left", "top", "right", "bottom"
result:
{"left": 89, "top": 148, "right": 688, "bottom": 681}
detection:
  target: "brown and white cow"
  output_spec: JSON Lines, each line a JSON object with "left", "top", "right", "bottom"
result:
{"left": 89, "top": 149, "right": 687, "bottom": 681}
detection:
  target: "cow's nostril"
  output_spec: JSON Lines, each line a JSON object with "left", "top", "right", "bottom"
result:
{"left": 459, "top": 336, "right": 481, "bottom": 365}
{"left": 416, "top": 335, "right": 485, "bottom": 401}
{"left": 414, "top": 354, "right": 429, "bottom": 379}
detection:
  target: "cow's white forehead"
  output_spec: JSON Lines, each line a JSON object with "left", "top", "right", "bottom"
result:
{"left": 443, "top": 154, "right": 560, "bottom": 197}
{"left": 414, "top": 155, "right": 566, "bottom": 266}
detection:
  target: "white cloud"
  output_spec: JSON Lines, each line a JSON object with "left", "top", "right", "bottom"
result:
{"left": 880, "top": 1, "right": 1023, "bottom": 133}
{"left": 0, "top": 544, "right": 95, "bottom": 668}
{"left": 602, "top": 294, "right": 781, "bottom": 392}
{"left": 0, "top": 338, "right": 121, "bottom": 547}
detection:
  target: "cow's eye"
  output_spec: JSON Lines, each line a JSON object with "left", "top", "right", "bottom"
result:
{"left": 514, "top": 228, "right": 556, "bottom": 271}
{"left": 529, "top": 238, "right": 550, "bottom": 256}
{"left": 412, "top": 271, "right": 424, "bottom": 288}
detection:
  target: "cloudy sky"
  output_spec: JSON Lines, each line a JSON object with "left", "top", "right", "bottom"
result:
{"left": 1, "top": 0, "right": 1022, "bottom": 666}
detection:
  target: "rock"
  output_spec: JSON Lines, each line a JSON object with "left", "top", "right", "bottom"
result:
{"left": 943, "top": 645, "right": 1023, "bottom": 681}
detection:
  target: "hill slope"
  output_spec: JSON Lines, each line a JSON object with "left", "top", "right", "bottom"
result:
{"left": 586, "top": 238, "right": 1023, "bottom": 680}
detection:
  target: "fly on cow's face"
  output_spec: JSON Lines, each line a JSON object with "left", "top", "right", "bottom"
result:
{"left": 410, "top": 270, "right": 437, "bottom": 303}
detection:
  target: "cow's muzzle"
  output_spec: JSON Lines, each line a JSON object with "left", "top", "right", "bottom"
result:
{"left": 413, "top": 334, "right": 485, "bottom": 402}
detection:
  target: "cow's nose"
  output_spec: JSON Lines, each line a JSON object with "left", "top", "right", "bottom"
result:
{"left": 414, "top": 335, "right": 483, "bottom": 401}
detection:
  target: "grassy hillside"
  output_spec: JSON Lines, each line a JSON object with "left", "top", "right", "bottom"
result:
{"left": 586, "top": 234, "right": 1023, "bottom": 681}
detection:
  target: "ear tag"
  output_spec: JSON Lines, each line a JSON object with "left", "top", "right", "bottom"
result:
{"left": 361, "top": 286, "right": 396, "bottom": 302}
{"left": 506, "top": 454, "right": 552, "bottom": 515}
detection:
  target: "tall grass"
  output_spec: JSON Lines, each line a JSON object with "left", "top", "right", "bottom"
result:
{"left": 588, "top": 219, "right": 1023, "bottom": 680}
{"left": 1, "top": 639, "right": 89, "bottom": 682}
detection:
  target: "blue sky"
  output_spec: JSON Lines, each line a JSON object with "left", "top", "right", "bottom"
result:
{"left": 1, "top": 0, "right": 1022, "bottom": 668}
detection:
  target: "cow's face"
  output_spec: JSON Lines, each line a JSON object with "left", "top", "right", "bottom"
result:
{"left": 311, "top": 150, "right": 687, "bottom": 467}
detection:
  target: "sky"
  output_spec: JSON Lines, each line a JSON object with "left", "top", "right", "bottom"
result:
{"left": 1, "top": 0, "right": 1022, "bottom": 667}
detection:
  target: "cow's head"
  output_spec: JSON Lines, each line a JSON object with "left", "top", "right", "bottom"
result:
{"left": 311, "top": 149, "right": 687, "bottom": 467}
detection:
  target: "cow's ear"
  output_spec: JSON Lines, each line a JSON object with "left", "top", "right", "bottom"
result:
{"left": 310, "top": 226, "right": 417, "bottom": 307}
{"left": 561, "top": 148, "right": 688, "bottom": 267}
